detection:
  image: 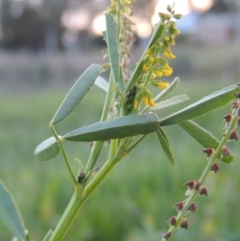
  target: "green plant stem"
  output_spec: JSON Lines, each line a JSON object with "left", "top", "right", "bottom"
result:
{"left": 84, "top": 72, "right": 115, "bottom": 175}
{"left": 49, "top": 143, "right": 128, "bottom": 241}
{"left": 49, "top": 123, "right": 77, "bottom": 186}
{"left": 164, "top": 103, "right": 240, "bottom": 240}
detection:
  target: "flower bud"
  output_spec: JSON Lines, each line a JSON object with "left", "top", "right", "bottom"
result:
{"left": 162, "top": 231, "right": 171, "bottom": 240}
{"left": 221, "top": 146, "right": 230, "bottom": 156}
{"left": 167, "top": 216, "right": 177, "bottom": 226}
{"left": 203, "top": 148, "right": 214, "bottom": 157}
{"left": 231, "top": 101, "right": 239, "bottom": 109}
{"left": 194, "top": 181, "right": 201, "bottom": 191}
{"left": 229, "top": 130, "right": 239, "bottom": 141}
{"left": 222, "top": 114, "right": 232, "bottom": 123}
{"left": 211, "top": 162, "right": 220, "bottom": 173}
{"left": 173, "top": 202, "right": 184, "bottom": 211}
{"left": 234, "top": 92, "right": 240, "bottom": 99}
{"left": 184, "top": 180, "right": 196, "bottom": 189}
{"left": 237, "top": 117, "right": 240, "bottom": 126}
{"left": 173, "top": 14, "right": 182, "bottom": 19}
{"left": 199, "top": 186, "right": 208, "bottom": 196}
{"left": 187, "top": 202, "right": 197, "bottom": 213}
{"left": 180, "top": 218, "right": 188, "bottom": 230}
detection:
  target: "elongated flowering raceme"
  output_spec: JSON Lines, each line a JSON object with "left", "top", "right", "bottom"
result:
{"left": 130, "top": 5, "right": 182, "bottom": 110}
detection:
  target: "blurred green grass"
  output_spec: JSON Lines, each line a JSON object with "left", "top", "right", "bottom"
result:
{"left": 1, "top": 80, "right": 240, "bottom": 241}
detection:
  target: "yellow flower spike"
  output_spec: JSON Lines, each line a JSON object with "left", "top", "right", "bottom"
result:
{"left": 162, "top": 69, "right": 173, "bottom": 76}
{"left": 157, "top": 81, "right": 169, "bottom": 89}
{"left": 148, "top": 97, "right": 156, "bottom": 107}
{"left": 143, "top": 64, "right": 149, "bottom": 72}
{"left": 154, "top": 70, "right": 163, "bottom": 78}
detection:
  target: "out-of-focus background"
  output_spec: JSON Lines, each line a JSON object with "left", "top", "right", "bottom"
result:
{"left": 1, "top": 0, "right": 240, "bottom": 240}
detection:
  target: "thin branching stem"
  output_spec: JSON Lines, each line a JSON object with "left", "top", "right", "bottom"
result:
{"left": 49, "top": 123, "right": 77, "bottom": 186}
{"left": 164, "top": 102, "right": 240, "bottom": 239}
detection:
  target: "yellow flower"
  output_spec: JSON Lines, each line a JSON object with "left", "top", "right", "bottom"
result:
{"left": 163, "top": 51, "right": 175, "bottom": 59}
{"left": 148, "top": 97, "right": 156, "bottom": 107}
{"left": 163, "top": 63, "right": 172, "bottom": 70}
{"left": 134, "top": 99, "right": 140, "bottom": 109}
{"left": 125, "top": 8, "right": 131, "bottom": 15}
{"left": 143, "top": 96, "right": 149, "bottom": 106}
{"left": 154, "top": 70, "right": 163, "bottom": 77}
{"left": 123, "top": 0, "right": 131, "bottom": 5}
{"left": 146, "top": 49, "right": 152, "bottom": 56}
{"left": 163, "top": 52, "right": 170, "bottom": 58}
{"left": 157, "top": 81, "right": 169, "bottom": 89}
{"left": 162, "top": 69, "right": 173, "bottom": 76}
{"left": 169, "top": 39, "right": 175, "bottom": 45}
{"left": 143, "top": 64, "right": 149, "bottom": 72}
{"left": 149, "top": 56, "right": 155, "bottom": 63}
{"left": 168, "top": 53, "right": 176, "bottom": 59}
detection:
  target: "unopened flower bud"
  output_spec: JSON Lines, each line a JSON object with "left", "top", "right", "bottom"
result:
{"left": 173, "top": 14, "right": 182, "bottom": 19}
{"left": 167, "top": 216, "right": 177, "bottom": 226}
{"left": 187, "top": 202, "right": 197, "bottom": 213}
{"left": 237, "top": 117, "right": 240, "bottom": 126}
{"left": 162, "top": 231, "right": 171, "bottom": 240}
{"left": 229, "top": 130, "right": 239, "bottom": 141}
{"left": 180, "top": 218, "right": 188, "bottom": 230}
{"left": 173, "top": 202, "right": 184, "bottom": 211}
{"left": 199, "top": 186, "right": 208, "bottom": 196}
{"left": 221, "top": 146, "right": 230, "bottom": 156}
{"left": 222, "top": 114, "right": 232, "bottom": 123}
{"left": 184, "top": 180, "right": 196, "bottom": 189}
{"left": 203, "top": 148, "right": 214, "bottom": 157}
{"left": 234, "top": 92, "right": 240, "bottom": 99}
{"left": 194, "top": 181, "right": 201, "bottom": 191}
{"left": 211, "top": 162, "right": 220, "bottom": 173}
{"left": 231, "top": 101, "right": 239, "bottom": 109}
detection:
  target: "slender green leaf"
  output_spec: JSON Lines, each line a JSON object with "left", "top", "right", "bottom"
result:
{"left": 95, "top": 76, "right": 109, "bottom": 92}
{"left": 148, "top": 23, "right": 165, "bottom": 48}
{"left": 0, "top": 181, "right": 26, "bottom": 241}
{"left": 156, "top": 127, "right": 175, "bottom": 165}
{"left": 125, "top": 61, "right": 144, "bottom": 93}
{"left": 64, "top": 113, "right": 159, "bottom": 142}
{"left": 179, "top": 120, "right": 220, "bottom": 149}
{"left": 105, "top": 14, "right": 123, "bottom": 90}
{"left": 43, "top": 230, "right": 53, "bottom": 241}
{"left": 154, "top": 77, "right": 180, "bottom": 103}
{"left": 34, "top": 136, "right": 60, "bottom": 161}
{"left": 179, "top": 120, "right": 234, "bottom": 163}
{"left": 150, "top": 95, "right": 189, "bottom": 111}
{"left": 160, "top": 84, "right": 240, "bottom": 126}
{"left": 51, "top": 64, "right": 101, "bottom": 124}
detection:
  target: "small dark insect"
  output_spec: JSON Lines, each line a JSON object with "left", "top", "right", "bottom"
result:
{"left": 77, "top": 172, "right": 86, "bottom": 183}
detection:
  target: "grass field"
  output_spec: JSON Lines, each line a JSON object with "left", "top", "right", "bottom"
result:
{"left": 1, "top": 78, "right": 240, "bottom": 241}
